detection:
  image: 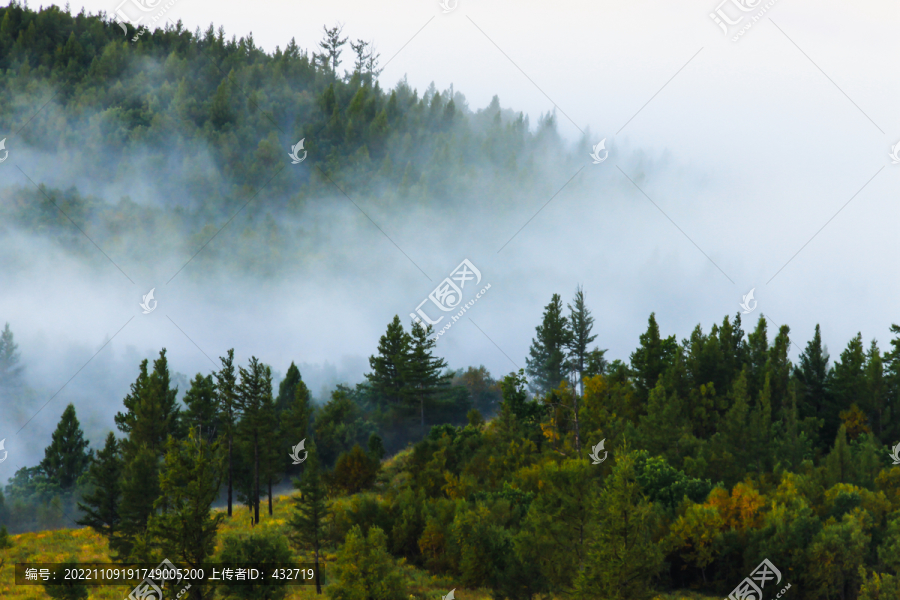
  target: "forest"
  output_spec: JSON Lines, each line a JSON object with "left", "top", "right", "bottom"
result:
{"left": 3, "top": 288, "right": 900, "bottom": 600}
{"left": 2, "top": 3, "right": 900, "bottom": 600}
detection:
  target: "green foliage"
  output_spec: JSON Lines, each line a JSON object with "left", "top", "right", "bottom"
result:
{"left": 331, "top": 445, "right": 380, "bottom": 495}
{"left": 315, "top": 386, "right": 377, "bottom": 467}
{"left": 42, "top": 559, "right": 88, "bottom": 600}
{"left": 288, "top": 454, "right": 329, "bottom": 594}
{"left": 633, "top": 452, "right": 713, "bottom": 511}
{"left": 0, "top": 524, "right": 12, "bottom": 549}
{"left": 526, "top": 293, "right": 572, "bottom": 395}
{"left": 75, "top": 431, "right": 122, "bottom": 537}
{"left": 217, "top": 530, "right": 294, "bottom": 600}
{"left": 39, "top": 403, "right": 91, "bottom": 492}
{"left": 327, "top": 525, "right": 407, "bottom": 600}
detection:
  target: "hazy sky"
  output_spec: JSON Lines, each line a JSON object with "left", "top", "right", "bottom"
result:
{"left": 2, "top": 0, "right": 900, "bottom": 476}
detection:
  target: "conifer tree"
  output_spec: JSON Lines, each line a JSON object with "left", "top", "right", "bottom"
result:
{"left": 39, "top": 403, "right": 91, "bottom": 492}
{"left": 181, "top": 373, "right": 219, "bottom": 443}
{"left": 566, "top": 285, "right": 598, "bottom": 395}
{"left": 794, "top": 324, "right": 831, "bottom": 443}
{"left": 365, "top": 315, "right": 412, "bottom": 410}
{"left": 258, "top": 367, "right": 281, "bottom": 516}
{"left": 629, "top": 313, "right": 677, "bottom": 403}
{"left": 216, "top": 348, "right": 239, "bottom": 517}
{"left": 280, "top": 371, "right": 312, "bottom": 480}
{"left": 76, "top": 432, "right": 122, "bottom": 538}
{"left": 825, "top": 424, "right": 853, "bottom": 487}
{"left": 573, "top": 450, "right": 664, "bottom": 600}
{"left": 0, "top": 322, "right": 24, "bottom": 389}
{"left": 406, "top": 321, "right": 450, "bottom": 427}
{"left": 526, "top": 294, "right": 572, "bottom": 396}
{"left": 236, "top": 356, "right": 270, "bottom": 524}
{"left": 829, "top": 334, "right": 867, "bottom": 447}
{"left": 146, "top": 428, "right": 224, "bottom": 600}
{"left": 275, "top": 361, "right": 303, "bottom": 416}
{"left": 287, "top": 453, "right": 329, "bottom": 594}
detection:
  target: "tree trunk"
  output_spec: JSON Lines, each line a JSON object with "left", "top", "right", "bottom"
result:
{"left": 314, "top": 546, "right": 322, "bottom": 594}
{"left": 254, "top": 435, "right": 260, "bottom": 525}
{"left": 268, "top": 476, "right": 273, "bottom": 516}
{"left": 573, "top": 392, "right": 581, "bottom": 454}
{"left": 421, "top": 395, "right": 425, "bottom": 428}
{"left": 227, "top": 435, "right": 233, "bottom": 517}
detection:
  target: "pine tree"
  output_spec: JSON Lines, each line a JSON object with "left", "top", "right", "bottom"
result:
{"left": 825, "top": 424, "right": 853, "bottom": 487}
{"left": 0, "top": 322, "right": 24, "bottom": 388}
{"left": 181, "top": 373, "right": 219, "bottom": 443}
{"left": 526, "top": 294, "right": 572, "bottom": 396}
{"left": 275, "top": 362, "right": 303, "bottom": 415}
{"left": 629, "top": 313, "right": 677, "bottom": 403}
{"left": 746, "top": 315, "right": 769, "bottom": 398}
{"left": 406, "top": 321, "right": 450, "bottom": 427}
{"left": 280, "top": 371, "right": 312, "bottom": 480}
{"left": 573, "top": 450, "right": 664, "bottom": 600}
{"left": 146, "top": 428, "right": 224, "bottom": 600}
{"left": 216, "top": 348, "right": 239, "bottom": 517}
{"left": 883, "top": 323, "right": 900, "bottom": 444}
{"left": 829, "top": 333, "right": 867, "bottom": 447}
{"left": 39, "top": 403, "right": 91, "bottom": 491}
{"left": 113, "top": 349, "right": 180, "bottom": 560}
{"left": 566, "top": 286, "right": 598, "bottom": 395}
{"left": 75, "top": 432, "right": 122, "bottom": 538}
{"left": 287, "top": 454, "right": 329, "bottom": 594}
{"left": 258, "top": 366, "right": 281, "bottom": 517}
{"left": 236, "top": 356, "right": 270, "bottom": 524}
{"left": 794, "top": 324, "right": 831, "bottom": 444}
{"left": 365, "top": 315, "right": 412, "bottom": 410}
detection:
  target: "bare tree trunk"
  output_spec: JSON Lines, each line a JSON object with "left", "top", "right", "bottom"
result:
{"left": 227, "top": 436, "right": 233, "bottom": 517}
{"left": 314, "top": 547, "right": 322, "bottom": 594}
{"left": 254, "top": 435, "right": 260, "bottom": 524}
{"left": 573, "top": 391, "right": 581, "bottom": 454}
{"left": 268, "top": 476, "right": 273, "bottom": 516}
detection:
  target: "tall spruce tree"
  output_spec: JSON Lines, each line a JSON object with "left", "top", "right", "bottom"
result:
{"left": 287, "top": 453, "right": 329, "bottom": 595}
{"left": 258, "top": 366, "right": 281, "bottom": 517}
{"left": 280, "top": 372, "right": 312, "bottom": 480}
{"left": 40, "top": 403, "right": 92, "bottom": 492}
{"left": 406, "top": 321, "right": 450, "bottom": 427}
{"left": 566, "top": 286, "right": 598, "bottom": 396}
{"left": 794, "top": 324, "right": 830, "bottom": 438}
{"left": 112, "top": 349, "right": 180, "bottom": 560}
{"left": 366, "top": 315, "right": 412, "bottom": 410}
{"left": 236, "top": 356, "right": 270, "bottom": 524}
{"left": 275, "top": 362, "right": 303, "bottom": 415}
{"left": 216, "top": 348, "right": 239, "bottom": 517}
{"left": 146, "top": 428, "right": 224, "bottom": 600}
{"left": 828, "top": 333, "right": 867, "bottom": 448}
{"left": 629, "top": 313, "right": 677, "bottom": 404}
{"left": 0, "top": 322, "right": 24, "bottom": 389}
{"left": 526, "top": 294, "right": 572, "bottom": 396}
{"left": 76, "top": 432, "right": 122, "bottom": 538}
{"left": 181, "top": 373, "right": 219, "bottom": 443}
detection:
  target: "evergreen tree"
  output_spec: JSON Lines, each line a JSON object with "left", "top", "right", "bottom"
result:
{"left": 881, "top": 323, "right": 900, "bottom": 443}
{"left": 181, "top": 373, "right": 219, "bottom": 443}
{"left": 365, "top": 316, "right": 412, "bottom": 410}
{"left": 825, "top": 424, "right": 854, "bottom": 487}
{"left": 275, "top": 362, "right": 303, "bottom": 416}
{"left": 566, "top": 285, "right": 599, "bottom": 395}
{"left": 146, "top": 428, "right": 224, "bottom": 600}
{"left": 112, "top": 349, "right": 180, "bottom": 560}
{"left": 746, "top": 315, "right": 769, "bottom": 399}
{"left": 236, "top": 357, "right": 270, "bottom": 525}
{"left": 0, "top": 322, "right": 24, "bottom": 388}
{"left": 328, "top": 525, "right": 406, "bottom": 600}
{"left": 75, "top": 432, "right": 122, "bottom": 538}
{"left": 573, "top": 450, "right": 664, "bottom": 600}
{"left": 829, "top": 333, "right": 867, "bottom": 447}
{"left": 216, "top": 348, "right": 240, "bottom": 517}
{"left": 258, "top": 367, "right": 281, "bottom": 517}
{"left": 794, "top": 324, "right": 831, "bottom": 447}
{"left": 629, "top": 313, "right": 677, "bottom": 403}
{"left": 287, "top": 454, "right": 329, "bottom": 594}
{"left": 39, "top": 403, "right": 91, "bottom": 491}
{"left": 526, "top": 294, "right": 572, "bottom": 395}
{"left": 864, "top": 339, "right": 887, "bottom": 440}
{"left": 43, "top": 559, "right": 88, "bottom": 600}
{"left": 279, "top": 371, "right": 312, "bottom": 480}
{"left": 405, "top": 321, "right": 450, "bottom": 427}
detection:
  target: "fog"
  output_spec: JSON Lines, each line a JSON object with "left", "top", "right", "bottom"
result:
{"left": 2, "top": 0, "right": 900, "bottom": 484}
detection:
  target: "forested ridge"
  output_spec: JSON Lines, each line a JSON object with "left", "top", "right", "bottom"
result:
{"left": 3, "top": 290, "right": 900, "bottom": 599}
{"left": 0, "top": 2, "right": 585, "bottom": 276}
